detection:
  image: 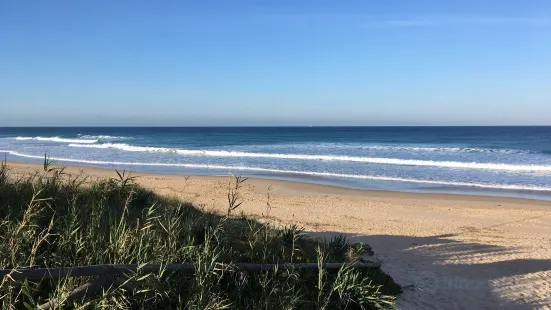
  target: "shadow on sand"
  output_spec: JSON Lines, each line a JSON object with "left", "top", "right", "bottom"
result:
{"left": 308, "top": 231, "right": 551, "bottom": 309}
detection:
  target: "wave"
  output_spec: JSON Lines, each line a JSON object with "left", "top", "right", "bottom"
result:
{"left": 2, "top": 150, "right": 550, "bottom": 192}
{"left": 77, "top": 134, "right": 130, "bottom": 140}
{"left": 15, "top": 136, "right": 98, "bottom": 144}
{"left": 359, "top": 145, "right": 526, "bottom": 154}
{"left": 68, "top": 143, "right": 551, "bottom": 173}
{"left": 272, "top": 142, "right": 531, "bottom": 154}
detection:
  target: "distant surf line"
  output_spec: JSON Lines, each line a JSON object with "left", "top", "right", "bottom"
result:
{"left": 300, "top": 143, "right": 531, "bottom": 154}
{"left": 15, "top": 136, "right": 98, "bottom": 144}
{"left": 67, "top": 143, "right": 551, "bottom": 173}
{"left": 77, "top": 134, "right": 131, "bottom": 140}
{"left": 2, "top": 150, "right": 551, "bottom": 192}
{"left": 11, "top": 135, "right": 534, "bottom": 154}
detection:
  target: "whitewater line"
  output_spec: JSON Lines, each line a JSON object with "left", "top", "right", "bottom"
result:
{"left": 67, "top": 143, "right": 551, "bottom": 173}
{"left": 77, "top": 135, "right": 130, "bottom": 140}
{"left": 312, "top": 143, "right": 529, "bottom": 154}
{"left": 2, "top": 150, "right": 550, "bottom": 192}
{"left": 15, "top": 137, "right": 98, "bottom": 144}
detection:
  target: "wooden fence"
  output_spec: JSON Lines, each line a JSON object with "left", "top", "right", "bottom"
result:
{"left": 1, "top": 262, "right": 380, "bottom": 309}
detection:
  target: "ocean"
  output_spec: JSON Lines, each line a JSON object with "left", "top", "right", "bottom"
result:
{"left": 1, "top": 127, "right": 550, "bottom": 200}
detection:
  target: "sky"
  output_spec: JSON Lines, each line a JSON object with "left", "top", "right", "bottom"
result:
{"left": 1, "top": 0, "right": 550, "bottom": 126}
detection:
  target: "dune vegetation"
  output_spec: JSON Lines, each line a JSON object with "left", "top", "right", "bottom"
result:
{"left": 0, "top": 157, "right": 400, "bottom": 309}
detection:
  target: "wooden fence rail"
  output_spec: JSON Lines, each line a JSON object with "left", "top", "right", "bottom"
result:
{"left": 1, "top": 262, "right": 380, "bottom": 309}
{"left": 0, "top": 262, "right": 380, "bottom": 281}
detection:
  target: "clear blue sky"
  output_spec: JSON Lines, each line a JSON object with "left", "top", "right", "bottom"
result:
{"left": 1, "top": 0, "right": 550, "bottom": 126}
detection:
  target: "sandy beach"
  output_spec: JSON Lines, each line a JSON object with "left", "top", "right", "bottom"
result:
{"left": 6, "top": 161, "right": 551, "bottom": 309}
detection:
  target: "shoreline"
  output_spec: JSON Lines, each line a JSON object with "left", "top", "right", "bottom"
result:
{"left": 6, "top": 160, "right": 551, "bottom": 206}
{"left": 5, "top": 160, "right": 551, "bottom": 308}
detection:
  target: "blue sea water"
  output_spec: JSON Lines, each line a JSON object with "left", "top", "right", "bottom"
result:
{"left": 1, "top": 127, "right": 551, "bottom": 200}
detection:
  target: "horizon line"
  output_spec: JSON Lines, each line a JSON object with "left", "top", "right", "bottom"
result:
{"left": 2, "top": 125, "right": 551, "bottom": 128}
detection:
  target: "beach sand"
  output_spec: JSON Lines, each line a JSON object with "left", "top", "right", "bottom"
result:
{"left": 6, "top": 161, "right": 551, "bottom": 309}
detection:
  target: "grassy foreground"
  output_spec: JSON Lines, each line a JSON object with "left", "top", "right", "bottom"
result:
{"left": 0, "top": 159, "right": 400, "bottom": 309}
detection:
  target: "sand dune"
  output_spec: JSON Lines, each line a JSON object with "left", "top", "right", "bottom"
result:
{"left": 8, "top": 161, "right": 551, "bottom": 309}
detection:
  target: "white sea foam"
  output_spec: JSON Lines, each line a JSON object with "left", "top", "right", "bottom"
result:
{"left": 2, "top": 150, "right": 550, "bottom": 192}
{"left": 15, "top": 136, "right": 98, "bottom": 144}
{"left": 282, "top": 143, "right": 530, "bottom": 154}
{"left": 77, "top": 134, "right": 130, "bottom": 140}
{"left": 68, "top": 143, "right": 551, "bottom": 172}
{"left": 359, "top": 145, "right": 524, "bottom": 154}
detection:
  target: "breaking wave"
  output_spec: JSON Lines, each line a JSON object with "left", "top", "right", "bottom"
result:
{"left": 68, "top": 143, "right": 551, "bottom": 173}
{"left": 2, "top": 150, "right": 550, "bottom": 192}
{"left": 15, "top": 136, "right": 98, "bottom": 144}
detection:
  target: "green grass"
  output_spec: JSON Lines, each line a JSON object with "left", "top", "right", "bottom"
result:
{"left": 0, "top": 158, "right": 400, "bottom": 309}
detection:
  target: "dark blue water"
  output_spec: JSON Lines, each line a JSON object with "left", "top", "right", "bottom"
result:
{"left": 1, "top": 127, "right": 551, "bottom": 200}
